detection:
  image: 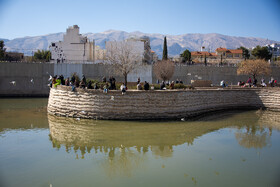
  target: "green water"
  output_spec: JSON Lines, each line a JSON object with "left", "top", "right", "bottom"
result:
{"left": 0, "top": 98, "right": 280, "bottom": 187}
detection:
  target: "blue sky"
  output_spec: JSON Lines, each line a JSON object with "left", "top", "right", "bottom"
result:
{"left": 0, "top": 0, "right": 279, "bottom": 41}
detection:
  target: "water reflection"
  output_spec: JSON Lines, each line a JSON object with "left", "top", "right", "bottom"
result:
{"left": 0, "top": 98, "right": 48, "bottom": 132}
{"left": 2, "top": 98, "right": 280, "bottom": 186}
{"left": 234, "top": 110, "right": 280, "bottom": 149}
{"left": 47, "top": 111, "right": 280, "bottom": 177}
{"left": 235, "top": 128, "right": 271, "bottom": 149}
{"left": 48, "top": 110, "right": 280, "bottom": 156}
{"left": 48, "top": 114, "right": 232, "bottom": 159}
{"left": 50, "top": 113, "right": 255, "bottom": 177}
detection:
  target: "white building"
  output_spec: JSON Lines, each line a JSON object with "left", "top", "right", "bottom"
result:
{"left": 104, "top": 36, "right": 154, "bottom": 64}
{"left": 266, "top": 43, "right": 280, "bottom": 61}
{"left": 50, "top": 25, "right": 95, "bottom": 63}
{"left": 127, "top": 36, "right": 153, "bottom": 64}
{"left": 94, "top": 45, "right": 106, "bottom": 62}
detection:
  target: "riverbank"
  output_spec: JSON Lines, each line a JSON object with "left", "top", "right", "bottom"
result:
{"left": 47, "top": 86, "right": 280, "bottom": 120}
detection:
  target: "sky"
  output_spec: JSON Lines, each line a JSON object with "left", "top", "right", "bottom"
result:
{"left": 0, "top": 0, "right": 280, "bottom": 41}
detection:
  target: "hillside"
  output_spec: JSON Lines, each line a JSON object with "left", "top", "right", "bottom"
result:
{"left": 2, "top": 30, "right": 278, "bottom": 57}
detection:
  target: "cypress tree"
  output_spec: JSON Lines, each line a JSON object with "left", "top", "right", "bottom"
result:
{"left": 162, "top": 36, "right": 168, "bottom": 60}
{"left": 0, "top": 40, "right": 6, "bottom": 61}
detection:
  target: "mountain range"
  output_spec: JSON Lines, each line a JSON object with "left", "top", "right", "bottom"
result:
{"left": 1, "top": 30, "right": 278, "bottom": 57}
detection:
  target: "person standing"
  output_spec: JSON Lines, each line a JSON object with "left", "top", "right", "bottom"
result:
{"left": 120, "top": 83, "right": 126, "bottom": 95}
{"left": 247, "top": 77, "right": 252, "bottom": 87}
{"left": 160, "top": 81, "right": 165, "bottom": 90}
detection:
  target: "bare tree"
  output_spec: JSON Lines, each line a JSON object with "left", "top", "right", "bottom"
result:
{"left": 106, "top": 41, "right": 143, "bottom": 86}
{"left": 237, "top": 59, "right": 271, "bottom": 80}
{"left": 153, "top": 60, "right": 175, "bottom": 82}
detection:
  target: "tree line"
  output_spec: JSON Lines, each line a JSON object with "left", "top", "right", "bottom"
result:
{"left": 0, "top": 40, "right": 51, "bottom": 62}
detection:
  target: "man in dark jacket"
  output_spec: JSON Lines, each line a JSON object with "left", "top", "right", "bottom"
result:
{"left": 144, "top": 81, "right": 149, "bottom": 90}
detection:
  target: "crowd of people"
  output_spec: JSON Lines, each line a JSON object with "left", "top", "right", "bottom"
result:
{"left": 237, "top": 77, "right": 277, "bottom": 88}
{"left": 136, "top": 77, "right": 184, "bottom": 90}
{"left": 49, "top": 74, "right": 278, "bottom": 93}
{"left": 49, "top": 74, "right": 118, "bottom": 92}
{"left": 49, "top": 74, "right": 183, "bottom": 93}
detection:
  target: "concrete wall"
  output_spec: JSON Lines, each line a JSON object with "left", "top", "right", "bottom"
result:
{"left": 169, "top": 65, "right": 280, "bottom": 85}
{"left": 0, "top": 62, "right": 53, "bottom": 96}
{"left": 127, "top": 65, "right": 153, "bottom": 83}
{"left": 1, "top": 62, "right": 280, "bottom": 96}
{"left": 54, "top": 63, "right": 83, "bottom": 79}
{"left": 47, "top": 86, "right": 280, "bottom": 120}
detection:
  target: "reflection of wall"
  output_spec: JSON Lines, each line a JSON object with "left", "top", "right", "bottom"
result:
{"left": 48, "top": 111, "right": 280, "bottom": 176}
{"left": 257, "top": 110, "right": 280, "bottom": 131}
{"left": 234, "top": 111, "right": 280, "bottom": 149}
{"left": 48, "top": 113, "right": 246, "bottom": 158}
{"left": 235, "top": 129, "right": 271, "bottom": 149}
{"left": 48, "top": 110, "right": 279, "bottom": 157}
{"left": 48, "top": 86, "right": 280, "bottom": 120}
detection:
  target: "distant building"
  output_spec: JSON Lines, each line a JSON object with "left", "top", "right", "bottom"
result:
{"left": 215, "top": 47, "right": 242, "bottom": 59}
{"left": 49, "top": 25, "right": 95, "bottom": 63}
{"left": 151, "top": 50, "right": 158, "bottom": 62}
{"left": 191, "top": 47, "right": 243, "bottom": 64}
{"left": 266, "top": 43, "right": 280, "bottom": 61}
{"left": 126, "top": 36, "right": 154, "bottom": 64}
{"left": 105, "top": 36, "right": 155, "bottom": 64}
{"left": 191, "top": 51, "right": 217, "bottom": 59}
{"left": 94, "top": 45, "right": 106, "bottom": 62}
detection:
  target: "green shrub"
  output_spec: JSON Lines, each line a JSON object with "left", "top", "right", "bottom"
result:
{"left": 174, "top": 83, "right": 186, "bottom": 89}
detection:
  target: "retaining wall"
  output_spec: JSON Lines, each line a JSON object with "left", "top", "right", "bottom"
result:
{"left": 1, "top": 62, "right": 280, "bottom": 96}
{"left": 47, "top": 86, "right": 280, "bottom": 120}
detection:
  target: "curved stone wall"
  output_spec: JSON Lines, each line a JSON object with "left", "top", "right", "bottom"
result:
{"left": 47, "top": 86, "right": 280, "bottom": 120}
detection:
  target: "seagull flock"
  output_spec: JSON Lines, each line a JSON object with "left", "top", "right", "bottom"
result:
{"left": 10, "top": 78, "right": 34, "bottom": 86}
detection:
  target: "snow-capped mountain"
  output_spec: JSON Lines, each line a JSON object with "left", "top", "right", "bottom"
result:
{"left": 1, "top": 30, "right": 278, "bottom": 57}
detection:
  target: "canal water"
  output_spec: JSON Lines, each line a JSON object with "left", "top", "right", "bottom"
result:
{"left": 0, "top": 98, "right": 280, "bottom": 187}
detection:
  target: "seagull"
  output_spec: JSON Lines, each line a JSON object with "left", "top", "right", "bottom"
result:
{"left": 10, "top": 81, "right": 16, "bottom": 85}
{"left": 110, "top": 96, "right": 114, "bottom": 101}
{"left": 30, "top": 79, "right": 34, "bottom": 84}
{"left": 181, "top": 118, "right": 185, "bottom": 121}
{"left": 76, "top": 118, "right": 80, "bottom": 121}
{"left": 198, "top": 76, "right": 202, "bottom": 80}
{"left": 48, "top": 75, "right": 53, "bottom": 81}
{"left": 187, "top": 73, "right": 191, "bottom": 76}
{"left": 81, "top": 111, "right": 86, "bottom": 114}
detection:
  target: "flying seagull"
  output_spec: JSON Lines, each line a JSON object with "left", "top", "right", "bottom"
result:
{"left": 30, "top": 79, "right": 34, "bottom": 84}
{"left": 10, "top": 81, "right": 16, "bottom": 86}
{"left": 48, "top": 75, "right": 53, "bottom": 81}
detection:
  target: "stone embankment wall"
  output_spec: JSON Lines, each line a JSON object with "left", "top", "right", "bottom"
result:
{"left": 47, "top": 86, "right": 280, "bottom": 120}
